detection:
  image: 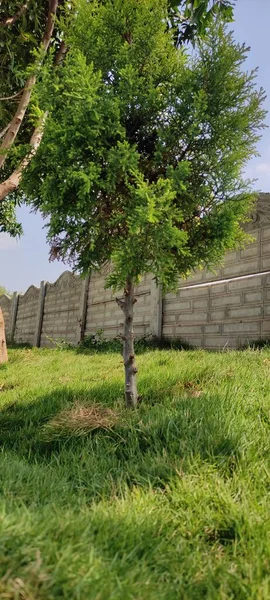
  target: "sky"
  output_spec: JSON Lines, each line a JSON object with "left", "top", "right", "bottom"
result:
{"left": 0, "top": 0, "right": 270, "bottom": 293}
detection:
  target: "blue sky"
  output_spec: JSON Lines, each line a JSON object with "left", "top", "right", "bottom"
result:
{"left": 0, "top": 0, "right": 269, "bottom": 293}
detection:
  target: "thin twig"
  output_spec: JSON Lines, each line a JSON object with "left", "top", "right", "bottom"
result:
{"left": 54, "top": 40, "right": 68, "bottom": 66}
{"left": 0, "top": 123, "right": 11, "bottom": 139}
{"left": 0, "top": 112, "right": 47, "bottom": 201}
{"left": 0, "top": 1, "right": 30, "bottom": 27}
{"left": 0, "top": 90, "right": 23, "bottom": 101}
{"left": 116, "top": 298, "right": 125, "bottom": 310}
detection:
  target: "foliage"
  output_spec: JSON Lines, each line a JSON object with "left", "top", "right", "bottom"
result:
{"left": 0, "top": 284, "right": 10, "bottom": 297}
{"left": 22, "top": 0, "right": 265, "bottom": 293}
{"left": 77, "top": 333, "right": 193, "bottom": 353}
{"left": 0, "top": 194, "right": 22, "bottom": 236}
{"left": 0, "top": 0, "right": 69, "bottom": 228}
{"left": 0, "top": 0, "right": 234, "bottom": 233}
{"left": 241, "top": 338, "right": 270, "bottom": 350}
{"left": 168, "top": 0, "right": 234, "bottom": 46}
{"left": 0, "top": 346, "right": 269, "bottom": 597}
{"left": 79, "top": 329, "right": 107, "bottom": 349}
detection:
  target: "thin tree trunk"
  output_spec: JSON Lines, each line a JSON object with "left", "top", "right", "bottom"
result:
{"left": 0, "top": 307, "right": 8, "bottom": 363}
{"left": 116, "top": 279, "right": 138, "bottom": 408}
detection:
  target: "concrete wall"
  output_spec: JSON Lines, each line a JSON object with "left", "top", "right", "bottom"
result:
{"left": 40, "top": 272, "right": 82, "bottom": 347}
{"left": 14, "top": 286, "right": 39, "bottom": 345}
{"left": 163, "top": 272, "right": 270, "bottom": 349}
{"left": 163, "top": 193, "right": 270, "bottom": 348}
{"left": 85, "top": 270, "right": 154, "bottom": 339}
{"left": 1, "top": 193, "right": 269, "bottom": 350}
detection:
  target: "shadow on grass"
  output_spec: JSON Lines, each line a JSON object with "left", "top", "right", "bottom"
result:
{"left": 0, "top": 371, "right": 241, "bottom": 490}
{"left": 6, "top": 341, "right": 33, "bottom": 350}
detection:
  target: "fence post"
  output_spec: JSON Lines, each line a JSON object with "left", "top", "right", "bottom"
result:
{"left": 10, "top": 292, "right": 19, "bottom": 343}
{"left": 33, "top": 281, "right": 47, "bottom": 347}
{"left": 76, "top": 276, "right": 90, "bottom": 344}
{"left": 149, "top": 278, "right": 163, "bottom": 338}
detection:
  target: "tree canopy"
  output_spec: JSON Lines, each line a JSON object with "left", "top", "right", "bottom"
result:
{"left": 20, "top": 0, "right": 265, "bottom": 405}
{"left": 0, "top": 0, "right": 234, "bottom": 235}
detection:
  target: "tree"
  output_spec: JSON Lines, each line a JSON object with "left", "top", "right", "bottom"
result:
{"left": 22, "top": 0, "right": 265, "bottom": 405}
{"left": 0, "top": 285, "right": 9, "bottom": 364}
{"left": 21, "top": 0, "right": 265, "bottom": 406}
{"left": 0, "top": 0, "right": 69, "bottom": 234}
{"left": 0, "top": 306, "right": 8, "bottom": 363}
{"left": 0, "top": 0, "right": 233, "bottom": 235}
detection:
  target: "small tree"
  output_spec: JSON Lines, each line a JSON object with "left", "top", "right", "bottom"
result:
{"left": 22, "top": 0, "right": 265, "bottom": 407}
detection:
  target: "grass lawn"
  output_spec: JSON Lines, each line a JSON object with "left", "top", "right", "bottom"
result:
{"left": 0, "top": 345, "right": 269, "bottom": 599}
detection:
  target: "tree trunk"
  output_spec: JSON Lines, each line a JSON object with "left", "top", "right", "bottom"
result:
{"left": 116, "top": 279, "right": 138, "bottom": 408}
{"left": 0, "top": 307, "right": 8, "bottom": 363}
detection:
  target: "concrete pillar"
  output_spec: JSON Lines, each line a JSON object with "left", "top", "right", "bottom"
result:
{"left": 0, "top": 307, "right": 8, "bottom": 363}
{"left": 76, "top": 276, "right": 90, "bottom": 344}
{"left": 10, "top": 292, "right": 19, "bottom": 343}
{"left": 33, "top": 281, "right": 47, "bottom": 347}
{"left": 149, "top": 278, "right": 163, "bottom": 338}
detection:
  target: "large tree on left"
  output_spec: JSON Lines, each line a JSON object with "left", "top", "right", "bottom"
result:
{"left": 0, "top": 0, "right": 69, "bottom": 234}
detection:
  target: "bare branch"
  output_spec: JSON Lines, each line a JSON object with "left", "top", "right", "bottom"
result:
{"left": 0, "top": 1, "right": 30, "bottom": 27}
{"left": 0, "top": 123, "right": 11, "bottom": 139}
{"left": 178, "top": 141, "right": 192, "bottom": 161}
{"left": 54, "top": 40, "right": 68, "bottom": 66}
{"left": 0, "top": 0, "right": 59, "bottom": 170}
{"left": 42, "top": 0, "right": 59, "bottom": 51}
{"left": 0, "top": 112, "right": 47, "bottom": 201}
{"left": 0, "top": 74, "right": 36, "bottom": 170}
{"left": 116, "top": 297, "right": 125, "bottom": 311}
{"left": 0, "top": 90, "right": 23, "bottom": 101}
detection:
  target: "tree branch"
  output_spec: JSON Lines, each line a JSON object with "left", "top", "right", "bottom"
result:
{"left": 0, "top": 90, "right": 23, "bottom": 101}
{"left": 0, "top": 1, "right": 30, "bottom": 27}
{"left": 54, "top": 40, "right": 68, "bottom": 66}
{"left": 0, "top": 19, "right": 68, "bottom": 202}
{"left": 0, "top": 0, "right": 59, "bottom": 170}
{"left": 0, "top": 123, "right": 11, "bottom": 139}
{"left": 0, "top": 113, "right": 47, "bottom": 201}
{"left": 42, "top": 0, "right": 59, "bottom": 51}
{"left": 116, "top": 297, "right": 125, "bottom": 311}
{"left": 178, "top": 141, "right": 192, "bottom": 161}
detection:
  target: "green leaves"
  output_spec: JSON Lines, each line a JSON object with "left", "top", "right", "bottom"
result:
{"left": 168, "top": 0, "right": 234, "bottom": 46}
{"left": 20, "top": 0, "right": 265, "bottom": 294}
{"left": 0, "top": 196, "right": 22, "bottom": 237}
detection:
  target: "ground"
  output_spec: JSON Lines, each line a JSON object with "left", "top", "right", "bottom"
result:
{"left": 0, "top": 345, "right": 269, "bottom": 599}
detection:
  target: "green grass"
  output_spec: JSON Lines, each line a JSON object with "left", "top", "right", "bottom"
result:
{"left": 0, "top": 346, "right": 269, "bottom": 599}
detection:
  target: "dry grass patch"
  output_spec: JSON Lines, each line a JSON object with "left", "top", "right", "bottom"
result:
{"left": 42, "top": 403, "right": 119, "bottom": 439}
